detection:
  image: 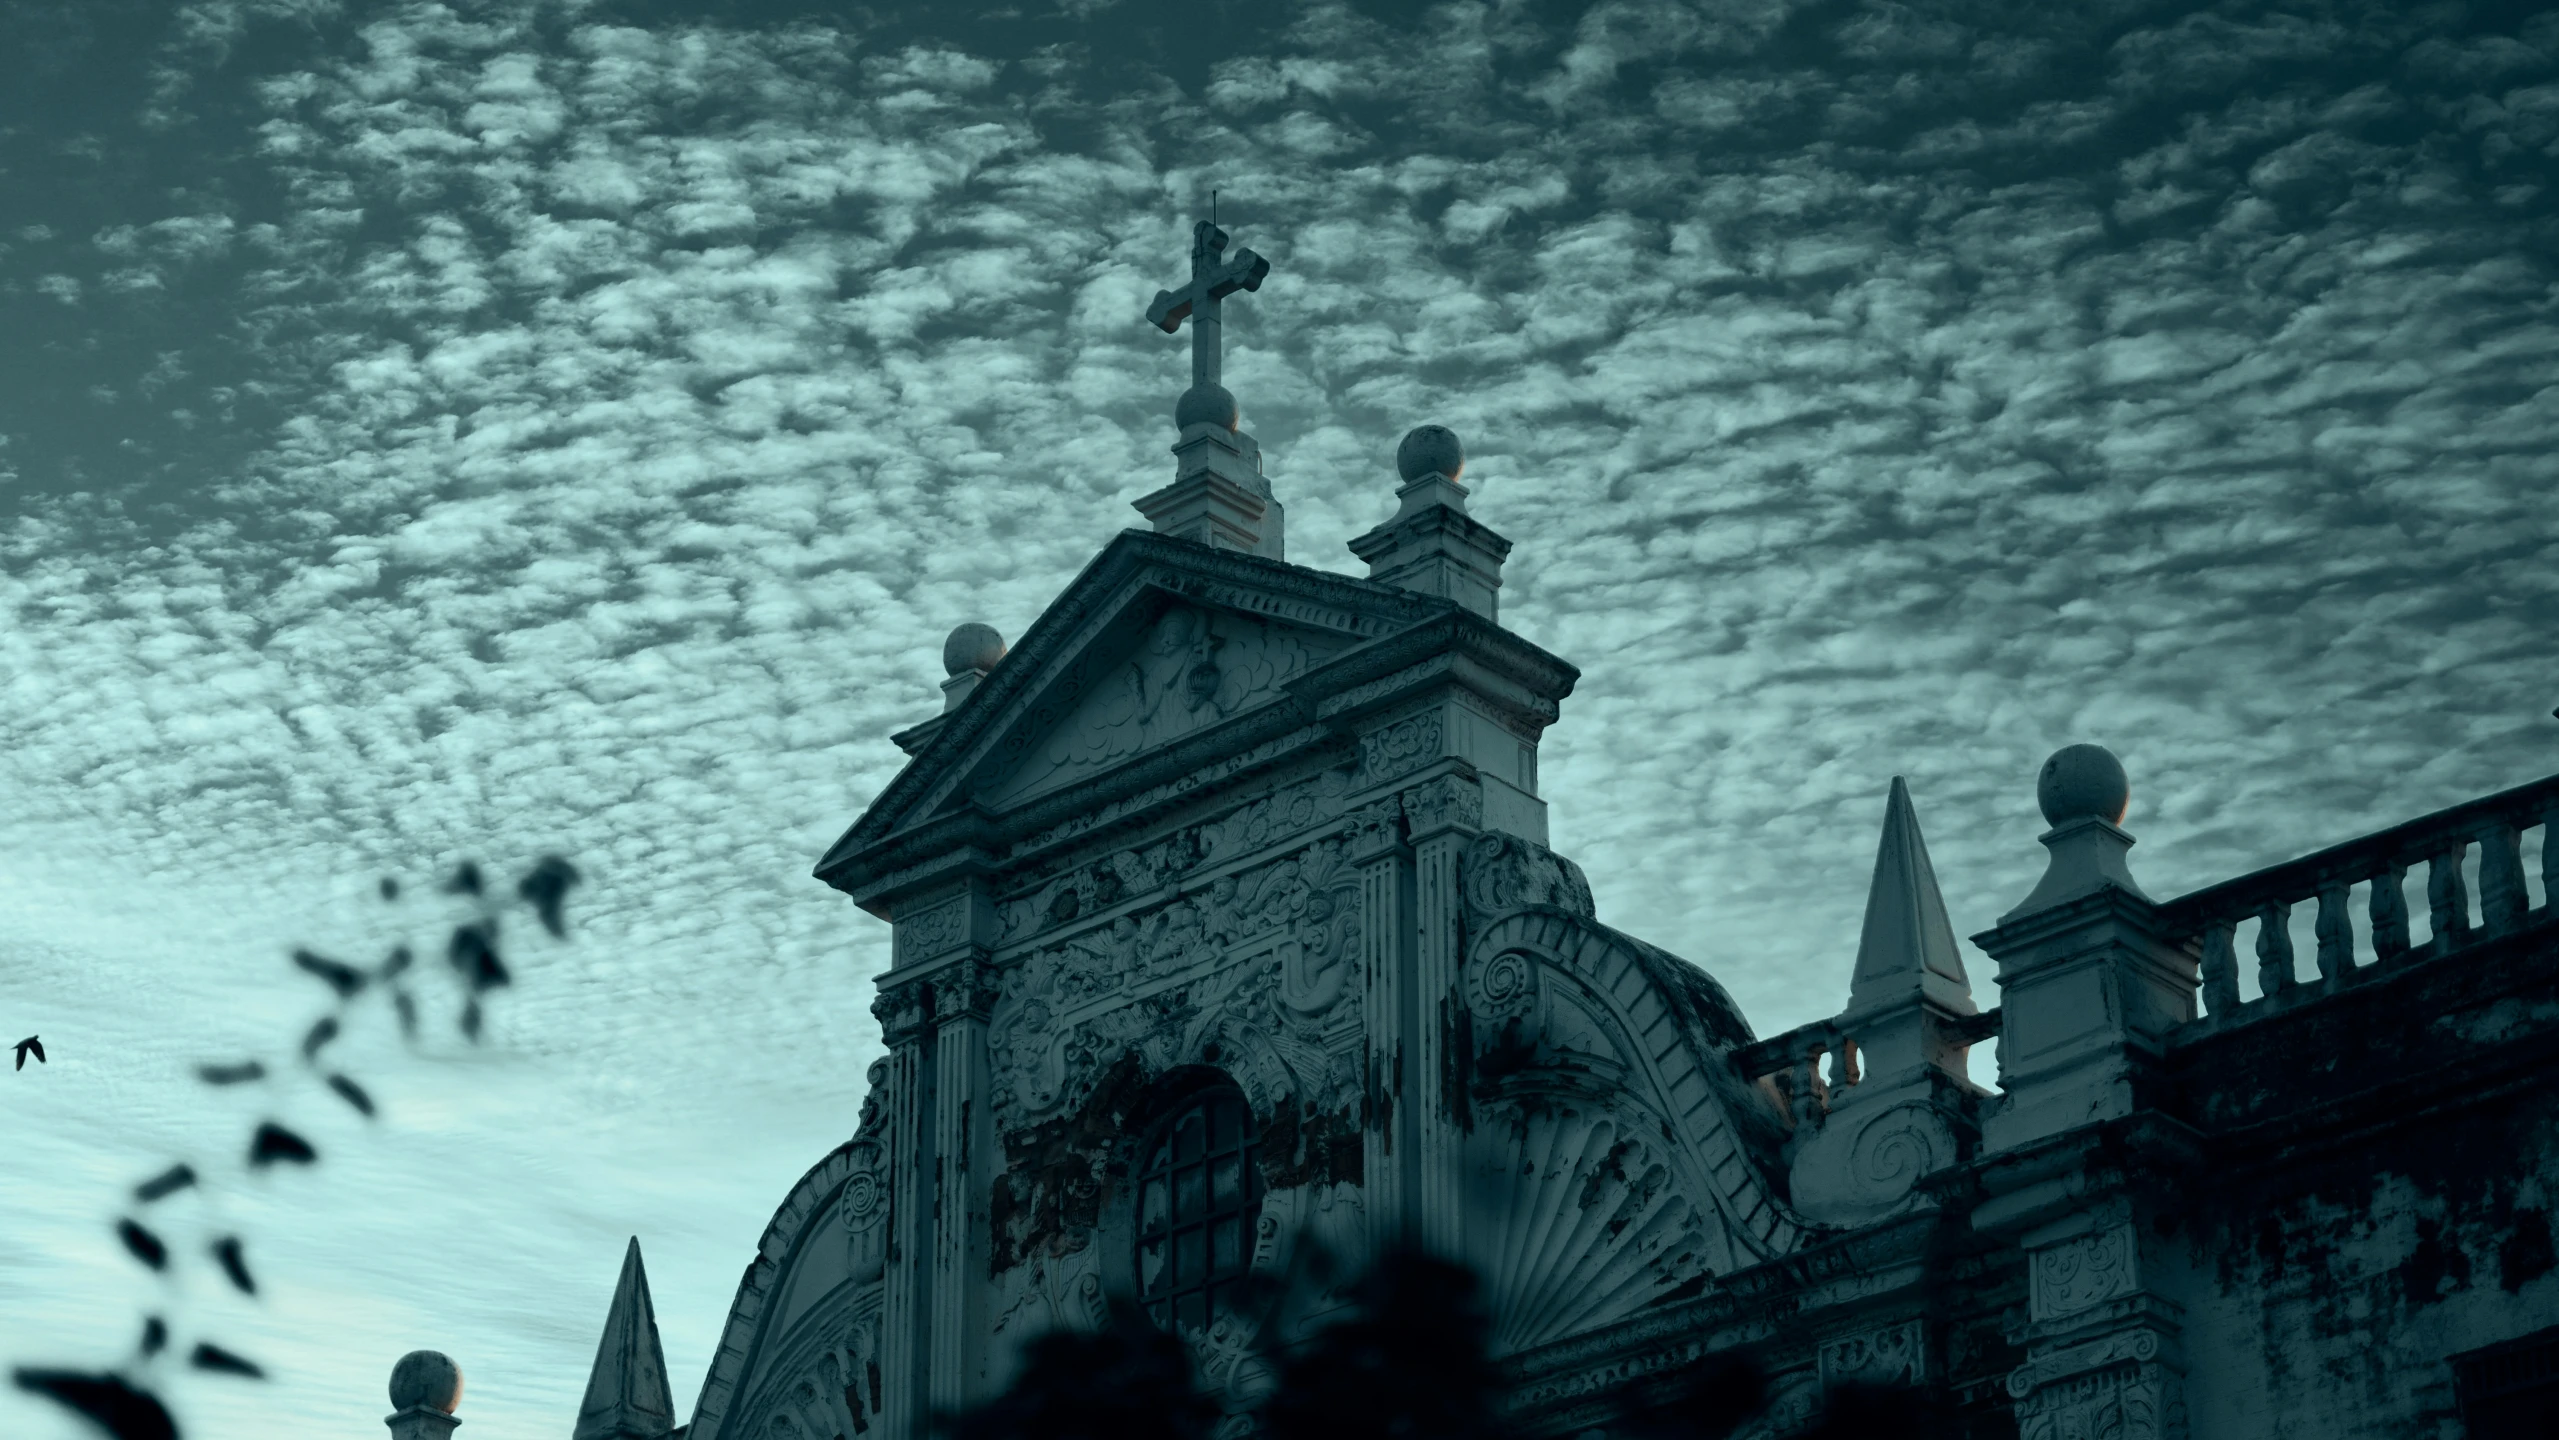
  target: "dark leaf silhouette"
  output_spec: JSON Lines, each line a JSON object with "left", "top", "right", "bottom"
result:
{"left": 290, "top": 948, "right": 367, "bottom": 999}
{"left": 1794, "top": 1384, "right": 1959, "bottom": 1440}
{"left": 1261, "top": 1249, "right": 1511, "bottom": 1440}
{"left": 194, "top": 1061, "right": 266, "bottom": 1086}
{"left": 392, "top": 989, "right": 419, "bottom": 1038}
{"left": 516, "top": 854, "right": 582, "bottom": 938}
{"left": 952, "top": 1298, "right": 1213, "bottom": 1440}
{"left": 12, "top": 1367, "right": 181, "bottom": 1440}
{"left": 299, "top": 1015, "right": 341, "bottom": 1060}
{"left": 1608, "top": 1355, "right": 1768, "bottom": 1440}
{"left": 14, "top": 1034, "right": 43, "bottom": 1069}
{"left": 326, "top": 1073, "right": 376, "bottom": 1117}
{"left": 188, "top": 1343, "right": 265, "bottom": 1380}
{"left": 247, "top": 1122, "right": 316, "bottom": 1168}
{"left": 459, "top": 997, "right": 484, "bottom": 1043}
{"left": 117, "top": 1219, "right": 168, "bottom": 1272}
{"left": 380, "top": 876, "right": 401, "bottom": 901}
{"left": 133, "top": 1165, "right": 198, "bottom": 1204}
{"left": 140, "top": 1316, "right": 168, "bottom": 1358}
{"left": 211, "top": 1236, "right": 257, "bottom": 1296}
{"left": 443, "top": 861, "right": 483, "bottom": 896}
{"left": 448, "top": 923, "right": 508, "bottom": 993}
{"left": 378, "top": 944, "right": 414, "bottom": 980}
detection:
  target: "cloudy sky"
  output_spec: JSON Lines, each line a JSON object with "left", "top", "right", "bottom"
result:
{"left": 3, "top": 0, "right": 2554, "bottom": 1434}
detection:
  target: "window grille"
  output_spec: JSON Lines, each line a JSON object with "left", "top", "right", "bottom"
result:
{"left": 1135, "top": 1087, "right": 1262, "bottom": 1333}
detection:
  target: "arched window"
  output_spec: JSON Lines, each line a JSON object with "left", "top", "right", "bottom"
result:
{"left": 1135, "top": 1086, "right": 1262, "bottom": 1333}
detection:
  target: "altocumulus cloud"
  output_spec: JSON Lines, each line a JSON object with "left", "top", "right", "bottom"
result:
{"left": 2, "top": 0, "right": 2555, "bottom": 1435}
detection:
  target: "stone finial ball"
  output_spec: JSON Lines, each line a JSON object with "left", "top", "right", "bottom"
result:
{"left": 1396, "top": 424, "right": 1465, "bottom": 484}
{"left": 2038, "top": 743, "right": 2130, "bottom": 827}
{"left": 1174, "top": 381, "right": 1239, "bottom": 432}
{"left": 943, "top": 622, "right": 1006, "bottom": 678}
{"left": 389, "top": 1350, "right": 463, "bottom": 1413}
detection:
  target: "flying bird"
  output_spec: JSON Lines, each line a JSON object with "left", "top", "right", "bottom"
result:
{"left": 380, "top": 876, "right": 401, "bottom": 901}
{"left": 516, "top": 854, "right": 582, "bottom": 938}
{"left": 139, "top": 1316, "right": 168, "bottom": 1359}
{"left": 195, "top": 1061, "right": 266, "bottom": 1086}
{"left": 378, "top": 944, "right": 414, "bottom": 980}
{"left": 10, "top": 1368, "right": 180, "bottom": 1440}
{"left": 444, "top": 861, "right": 484, "bottom": 896}
{"left": 211, "top": 1236, "right": 257, "bottom": 1296}
{"left": 247, "top": 1122, "right": 317, "bottom": 1168}
{"left": 133, "top": 1165, "right": 198, "bottom": 1204}
{"left": 326, "top": 1073, "right": 376, "bottom": 1117}
{"left": 118, "top": 1219, "right": 169, "bottom": 1271}
{"left": 292, "top": 948, "right": 367, "bottom": 999}
{"left": 392, "top": 990, "right": 419, "bottom": 1039}
{"left": 188, "top": 1343, "right": 265, "bottom": 1379}
{"left": 14, "top": 1035, "right": 43, "bottom": 1070}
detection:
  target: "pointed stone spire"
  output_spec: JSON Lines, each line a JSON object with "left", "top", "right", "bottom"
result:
{"left": 1848, "top": 776, "right": 1976, "bottom": 1017}
{"left": 575, "top": 1237, "right": 677, "bottom": 1440}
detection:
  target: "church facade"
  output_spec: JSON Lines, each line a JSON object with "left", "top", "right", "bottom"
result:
{"left": 559, "top": 223, "right": 2559, "bottom": 1440}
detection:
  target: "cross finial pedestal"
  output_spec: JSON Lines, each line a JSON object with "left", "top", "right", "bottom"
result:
{"left": 1135, "top": 218, "right": 1284, "bottom": 559}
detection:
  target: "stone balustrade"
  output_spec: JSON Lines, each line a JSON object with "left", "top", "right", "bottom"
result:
{"left": 2158, "top": 772, "right": 2559, "bottom": 1031}
{"left": 1732, "top": 1007, "right": 2002, "bottom": 1132}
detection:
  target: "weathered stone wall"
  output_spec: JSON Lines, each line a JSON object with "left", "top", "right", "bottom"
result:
{"left": 2163, "top": 921, "right": 2559, "bottom": 1437}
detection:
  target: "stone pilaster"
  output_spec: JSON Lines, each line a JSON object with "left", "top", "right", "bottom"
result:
{"left": 1353, "top": 796, "right": 1415, "bottom": 1252}
{"left": 925, "top": 956, "right": 996, "bottom": 1417}
{"left": 874, "top": 884, "right": 999, "bottom": 1433}
{"left": 1404, "top": 772, "right": 1482, "bottom": 1261}
{"left": 869, "top": 981, "right": 933, "bottom": 1440}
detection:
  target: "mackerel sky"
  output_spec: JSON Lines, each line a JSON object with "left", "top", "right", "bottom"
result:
{"left": 3, "top": 0, "right": 2553, "bottom": 1435}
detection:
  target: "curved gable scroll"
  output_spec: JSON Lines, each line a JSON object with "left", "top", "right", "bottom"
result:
{"left": 687, "top": 1132, "right": 889, "bottom": 1440}
{"left": 1458, "top": 908, "right": 1804, "bottom": 1352}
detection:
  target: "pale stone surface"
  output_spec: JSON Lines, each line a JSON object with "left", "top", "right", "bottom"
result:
{"left": 543, "top": 275, "right": 2559, "bottom": 1440}
{"left": 574, "top": 1237, "right": 678, "bottom": 1440}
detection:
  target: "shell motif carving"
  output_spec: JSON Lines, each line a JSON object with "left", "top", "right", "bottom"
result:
{"left": 1461, "top": 1103, "right": 1721, "bottom": 1355}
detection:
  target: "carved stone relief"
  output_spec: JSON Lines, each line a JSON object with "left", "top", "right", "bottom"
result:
{"left": 2030, "top": 1223, "right": 2140, "bottom": 1320}
{"left": 1359, "top": 709, "right": 1443, "bottom": 786}
{"left": 988, "top": 836, "right": 1365, "bottom": 1127}
{"left": 1459, "top": 833, "right": 1596, "bottom": 929}
{"left": 1789, "top": 1099, "right": 1960, "bottom": 1227}
{"left": 1819, "top": 1318, "right": 1925, "bottom": 1390}
{"left": 987, "top": 604, "right": 1335, "bottom": 809}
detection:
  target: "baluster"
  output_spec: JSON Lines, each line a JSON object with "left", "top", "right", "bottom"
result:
{"left": 2426, "top": 845, "right": 2470, "bottom": 948}
{"left": 2200, "top": 922, "right": 2240, "bottom": 1017}
{"left": 2479, "top": 822, "right": 2527, "bottom": 935}
{"left": 2313, "top": 884, "right": 2352, "bottom": 984}
{"left": 2370, "top": 862, "right": 2410, "bottom": 960}
{"left": 2256, "top": 899, "right": 2296, "bottom": 996}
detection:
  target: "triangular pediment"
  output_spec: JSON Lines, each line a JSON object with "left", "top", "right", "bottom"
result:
{"left": 976, "top": 599, "right": 1349, "bottom": 810}
{"left": 818, "top": 533, "right": 1487, "bottom": 892}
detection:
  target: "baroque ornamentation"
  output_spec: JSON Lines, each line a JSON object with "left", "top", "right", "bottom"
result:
{"left": 1819, "top": 1318, "right": 1925, "bottom": 1389}
{"left": 2032, "top": 1224, "right": 2139, "bottom": 1320}
{"left": 894, "top": 896, "right": 969, "bottom": 967}
{"left": 1404, "top": 773, "right": 1483, "bottom": 837}
{"left": 989, "top": 604, "right": 1330, "bottom": 808}
{"left": 1459, "top": 832, "right": 1596, "bottom": 926}
{"left": 989, "top": 838, "right": 1363, "bottom": 1125}
{"left": 1359, "top": 709, "right": 1442, "bottom": 784}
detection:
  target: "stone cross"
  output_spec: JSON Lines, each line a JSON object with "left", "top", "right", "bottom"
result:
{"left": 1146, "top": 220, "right": 1270, "bottom": 392}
